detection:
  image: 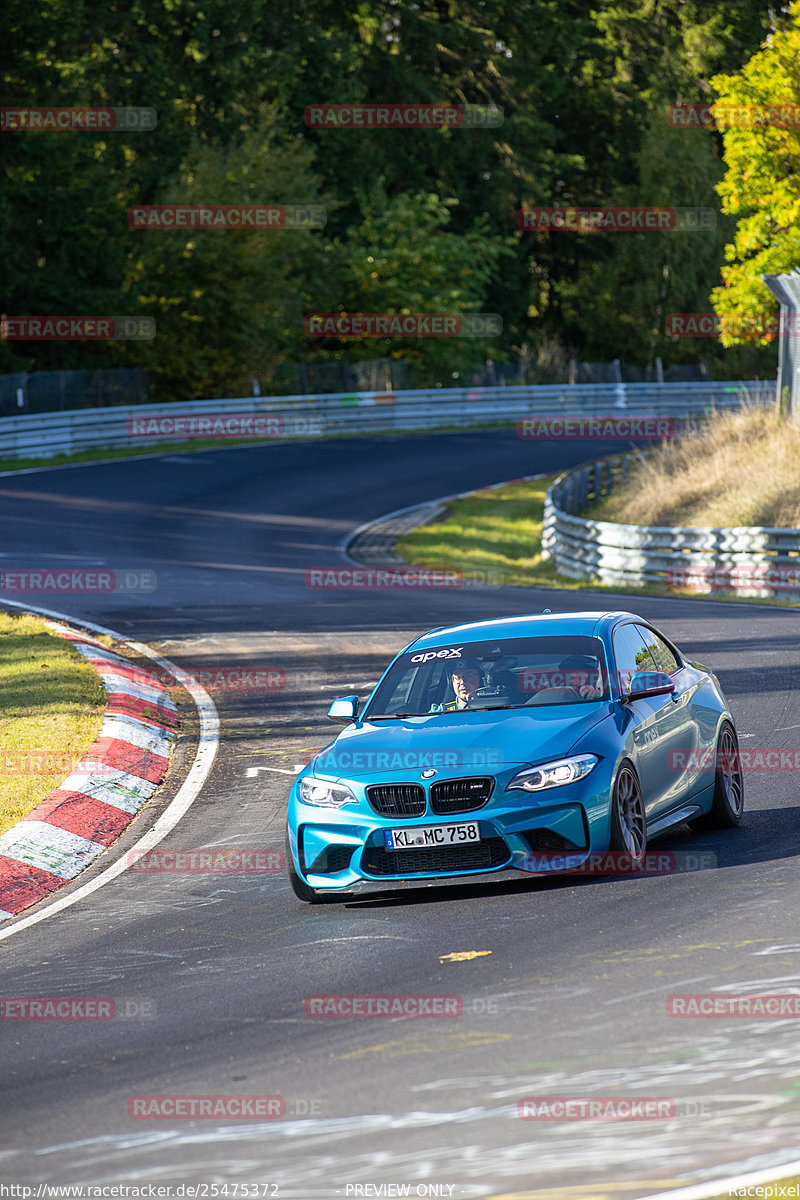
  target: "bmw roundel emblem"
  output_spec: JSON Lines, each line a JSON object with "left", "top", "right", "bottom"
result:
{"left": 421, "top": 769, "right": 437, "bottom": 779}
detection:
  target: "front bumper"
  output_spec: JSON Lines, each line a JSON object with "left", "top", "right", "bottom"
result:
{"left": 288, "top": 773, "right": 615, "bottom": 894}
{"left": 308, "top": 863, "right": 551, "bottom": 897}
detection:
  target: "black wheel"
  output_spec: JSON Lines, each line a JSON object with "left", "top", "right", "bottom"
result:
{"left": 690, "top": 722, "right": 744, "bottom": 830}
{"left": 285, "top": 829, "right": 322, "bottom": 904}
{"left": 609, "top": 762, "right": 647, "bottom": 868}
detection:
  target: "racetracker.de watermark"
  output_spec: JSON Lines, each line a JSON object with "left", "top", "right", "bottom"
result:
{"left": 343, "top": 1189, "right": 460, "bottom": 1198}
{"left": 518, "top": 207, "right": 715, "bottom": 232}
{"left": 148, "top": 667, "right": 286, "bottom": 691}
{"left": 665, "top": 313, "right": 800, "bottom": 338}
{"left": 668, "top": 103, "right": 800, "bottom": 129}
{"left": 308, "top": 748, "right": 504, "bottom": 770}
{"left": 127, "top": 848, "right": 285, "bottom": 873}
{"left": 304, "top": 313, "right": 502, "bottom": 337}
{"left": 304, "top": 103, "right": 502, "bottom": 128}
{"left": 0, "top": 569, "right": 156, "bottom": 593}
{"left": 517, "top": 1097, "right": 679, "bottom": 1120}
{"left": 0, "top": 753, "right": 161, "bottom": 779}
{"left": 514, "top": 850, "right": 717, "bottom": 875}
{"left": 0, "top": 751, "right": 119, "bottom": 776}
{"left": 667, "top": 565, "right": 800, "bottom": 592}
{"left": 1, "top": 316, "right": 155, "bottom": 341}
{"left": 1, "top": 106, "right": 156, "bottom": 131}
{"left": 668, "top": 747, "right": 800, "bottom": 773}
{"left": 668, "top": 994, "right": 800, "bottom": 1017}
{"left": 305, "top": 994, "right": 462, "bottom": 1017}
{"left": 304, "top": 568, "right": 503, "bottom": 589}
{"left": 128, "top": 1095, "right": 285, "bottom": 1119}
{"left": 128, "top": 205, "right": 326, "bottom": 229}
{"left": 517, "top": 417, "right": 674, "bottom": 440}
{"left": 1, "top": 997, "right": 155, "bottom": 1019}
{"left": 126, "top": 414, "right": 324, "bottom": 439}
{"left": 518, "top": 668, "right": 603, "bottom": 692}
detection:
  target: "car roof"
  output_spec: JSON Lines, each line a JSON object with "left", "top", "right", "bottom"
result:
{"left": 404, "top": 611, "right": 640, "bottom": 652}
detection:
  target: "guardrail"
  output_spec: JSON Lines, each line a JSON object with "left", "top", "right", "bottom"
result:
{"left": 0, "top": 379, "right": 773, "bottom": 460}
{"left": 542, "top": 451, "right": 800, "bottom": 600}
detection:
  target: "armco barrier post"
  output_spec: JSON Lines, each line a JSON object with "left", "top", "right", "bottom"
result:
{"left": 762, "top": 268, "right": 800, "bottom": 421}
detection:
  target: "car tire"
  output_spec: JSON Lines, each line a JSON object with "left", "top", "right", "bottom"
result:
{"left": 285, "top": 829, "right": 322, "bottom": 904}
{"left": 690, "top": 721, "right": 744, "bottom": 830}
{"left": 609, "top": 761, "right": 647, "bottom": 868}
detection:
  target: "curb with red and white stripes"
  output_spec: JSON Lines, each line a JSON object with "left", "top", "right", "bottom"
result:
{"left": 0, "top": 622, "right": 179, "bottom": 922}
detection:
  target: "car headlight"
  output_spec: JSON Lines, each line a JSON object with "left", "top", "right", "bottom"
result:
{"left": 299, "top": 777, "right": 357, "bottom": 808}
{"left": 507, "top": 754, "right": 598, "bottom": 793}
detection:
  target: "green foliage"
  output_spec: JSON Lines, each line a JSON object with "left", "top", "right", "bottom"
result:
{"left": 125, "top": 112, "right": 333, "bottom": 400}
{"left": 710, "top": 1, "right": 800, "bottom": 345}
{"left": 321, "top": 187, "right": 514, "bottom": 379}
{"left": 546, "top": 0, "right": 773, "bottom": 367}
{"left": 0, "top": 0, "right": 780, "bottom": 391}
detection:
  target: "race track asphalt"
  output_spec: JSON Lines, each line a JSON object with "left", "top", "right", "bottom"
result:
{"left": 1, "top": 430, "right": 799, "bottom": 1199}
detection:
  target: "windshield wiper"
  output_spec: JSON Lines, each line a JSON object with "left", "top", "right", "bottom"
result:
{"left": 366, "top": 712, "right": 423, "bottom": 720}
{"left": 468, "top": 703, "right": 528, "bottom": 711}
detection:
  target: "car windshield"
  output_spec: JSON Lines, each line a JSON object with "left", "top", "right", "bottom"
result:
{"left": 363, "top": 635, "right": 610, "bottom": 718}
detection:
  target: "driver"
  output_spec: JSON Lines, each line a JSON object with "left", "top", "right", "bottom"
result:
{"left": 559, "top": 654, "right": 603, "bottom": 700}
{"left": 429, "top": 661, "right": 482, "bottom": 711}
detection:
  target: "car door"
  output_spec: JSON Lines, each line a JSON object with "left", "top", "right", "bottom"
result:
{"left": 612, "top": 622, "right": 673, "bottom": 820}
{"left": 634, "top": 624, "right": 702, "bottom": 806}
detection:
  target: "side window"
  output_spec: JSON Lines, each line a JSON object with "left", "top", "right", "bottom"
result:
{"left": 637, "top": 626, "right": 680, "bottom": 675}
{"left": 612, "top": 624, "right": 657, "bottom": 694}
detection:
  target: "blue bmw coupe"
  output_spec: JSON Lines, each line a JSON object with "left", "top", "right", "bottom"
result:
{"left": 285, "top": 611, "right": 742, "bottom": 902}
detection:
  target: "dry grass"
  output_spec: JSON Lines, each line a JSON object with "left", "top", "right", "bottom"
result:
{"left": 587, "top": 403, "right": 800, "bottom": 528}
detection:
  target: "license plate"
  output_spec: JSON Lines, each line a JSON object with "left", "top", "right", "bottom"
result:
{"left": 384, "top": 823, "right": 481, "bottom": 850}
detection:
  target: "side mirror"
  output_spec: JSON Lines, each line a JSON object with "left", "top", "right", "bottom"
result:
{"left": 327, "top": 695, "right": 359, "bottom": 723}
{"left": 625, "top": 670, "right": 675, "bottom": 701}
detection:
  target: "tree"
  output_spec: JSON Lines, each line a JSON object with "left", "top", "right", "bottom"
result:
{"left": 313, "top": 186, "right": 514, "bottom": 382}
{"left": 0, "top": 0, "right": 271, "bottom": 374}
{"left": 0, "top": 0, "right": 780, "bottom": 390}
{"left": 710, "top": 1, "right": 800, "bottom": 345}
{"left": 538, "top": 0, "right": 772, "bottom": 368}
{"left": 123, "top": 112, "right": 333, "bottom": 400}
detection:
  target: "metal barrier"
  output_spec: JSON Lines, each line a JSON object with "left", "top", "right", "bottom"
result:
{"left": 0, "top": 379, "right": 773, "bottom": 460}
{"left": 542, "top": 450, "right": 800, "bottom": 600}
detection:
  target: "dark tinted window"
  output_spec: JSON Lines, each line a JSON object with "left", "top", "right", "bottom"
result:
{"left": 612, "top": 624, "right": 657, "bottom": 694}
{"left": 637, "top": 626, "right": 680, "bottom": 674}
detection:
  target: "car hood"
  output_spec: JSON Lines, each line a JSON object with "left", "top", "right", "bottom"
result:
{"left": 310, "top": 705, "right": 609, "bottom": 779}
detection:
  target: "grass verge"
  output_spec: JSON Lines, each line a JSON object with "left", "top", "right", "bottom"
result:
{"left": 397, "top": 476, "right": 567, "bottom": 588}
{"left": 0, "top": 611, "right": 107, "bottom": 836}
{"left": 395, "top": 475, "right": 800, "bottom": 608}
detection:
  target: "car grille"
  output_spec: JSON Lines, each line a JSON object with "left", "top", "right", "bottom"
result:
{"left": 307, "top": 845, "right": 355, "bottom": 874}
{"left": 366, "top": 784, "right": 426, "bottom": 817}
{"left": 429, "top": 777, "right": 493, "bottom": 814}
{"left": 362, "top": 837, "right": 510, "bottom": 877}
